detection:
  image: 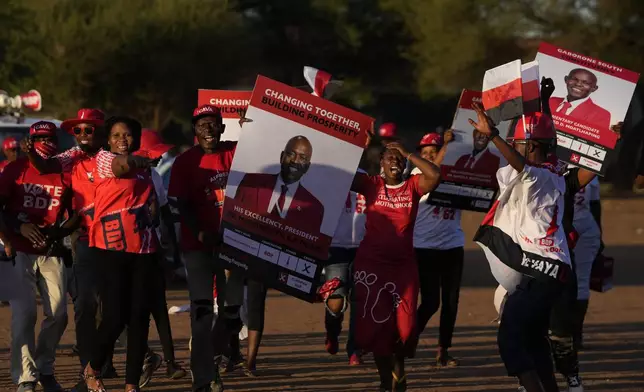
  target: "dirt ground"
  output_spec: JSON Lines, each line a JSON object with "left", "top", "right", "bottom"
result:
{"left": 1, "top": 198, "right": 643, "bottom": 392}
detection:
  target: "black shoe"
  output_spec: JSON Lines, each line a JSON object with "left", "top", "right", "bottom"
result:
{"left": 38, "top": 374, "right": 64, "bottom": 392}
{"left": 100, "top": 363, "right": 119, "bottom": 379}
{"left": 139, "top": 351, "right": 162, "bottom": 388}
{"left": 195, "top": 380, "right": 224, "bottom": 392}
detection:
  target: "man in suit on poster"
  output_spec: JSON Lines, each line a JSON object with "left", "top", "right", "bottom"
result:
{"left": 549, "top": 68, "right": 611, "bottom": 129}
{"left": 234, "top": 135, "right": 325, "bottom": 235}
{"left": 453, "top": 129, "right": 501, "bottom": 175}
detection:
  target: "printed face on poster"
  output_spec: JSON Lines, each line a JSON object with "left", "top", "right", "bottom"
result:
{"left": 197, "top": 90, "right": 251, "bottom": 142}
{"left": 428, "top": 90, "right": 510, "bottom": 212}
{"left": 535, "top": 42, "right": 640, "bottom": 175}
{"left": 218, "top": 75, "right": 371, "bottom": 302}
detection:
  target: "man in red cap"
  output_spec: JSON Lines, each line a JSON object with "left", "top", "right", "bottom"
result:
{"left": 0, "top": 137, "right": 19, "bottom": 172}
{"left": 0, "top": 121, "right": 71, "bottom": 392}
{"left": 168, "top": 104, "right": 235, "bottom": 392}
{"left": 22, "top": 108, "right": 127, "bottom": 379}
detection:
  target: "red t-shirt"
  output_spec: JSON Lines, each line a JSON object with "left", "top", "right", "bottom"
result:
{"left": 168, "top": 142, "right": 236, "bottom": 252}
{"left": 70, "top": 156, "right": 99, "bottom": 241}
{"left": 88, "top": 150, "right": 159, "bottom": 254}
{"left": 0, "top": 160, "right": 10, "bottom": 173}
{"left": 354, "top": 173, "right": 423, "bottom": 263}
{"left": 0, "top": 157, "right": 70, "bottom": 254}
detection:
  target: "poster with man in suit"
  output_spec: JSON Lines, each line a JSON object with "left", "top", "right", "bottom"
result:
{"left": 536, "top": 42, "right": 639, "bottom": 175}
{"left": 218, "top": 75, "right": 372, "bottom": 302}
{"left": 427, "top": 89, "right": 511, "bottom": 212}
{"left": 233, "top": 135, "right": 325, "bottom": 235}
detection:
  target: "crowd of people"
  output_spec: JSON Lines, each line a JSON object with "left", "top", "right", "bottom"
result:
{"left": 0, "top": 76, "right": 617, "bottom": 392}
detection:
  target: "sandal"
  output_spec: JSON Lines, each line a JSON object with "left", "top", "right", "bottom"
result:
{"left": 241, "top": 361, "right": 257, "bottom": 377}
{"left": 391, "top": 372, "right": 407, "bottom": 392}
{"left": 83, "top": 370, "right": 106, "bottom": 392}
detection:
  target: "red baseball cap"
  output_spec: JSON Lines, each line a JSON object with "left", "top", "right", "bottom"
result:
{"left": 417, "top": 133, "right": 443, "bottom": 149}
{"left": 378, "top": 122, "right": 398, "bottom": 139}
{"left": 29, "top": 121, "right": 57, "bottom": 137}
{"left": 192, "top": 105, "right": 222, "bottom": 123}
{"left": 2, "top": 137, "right": 18, "bottom": 150}
{"left": 136, "top": 129, "right": 173, "bottom": 159}
{"left": 510, "top": 113, "right": 556, "bottom": 141}
{"left": 61, "top": 108, "right": 106, "bottom": 133}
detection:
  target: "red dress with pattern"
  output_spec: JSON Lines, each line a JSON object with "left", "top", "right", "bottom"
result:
{"left": 352, "top": 173, "right": 422, "bottom": 356}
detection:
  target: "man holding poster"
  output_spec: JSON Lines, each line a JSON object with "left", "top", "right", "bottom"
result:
{"left": 197, "top": 90, "right": 251, "bottom": 142}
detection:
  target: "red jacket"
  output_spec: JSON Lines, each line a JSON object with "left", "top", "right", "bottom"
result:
{"left": 549, "top": 97, "right": 611, "bottom": 130}
{"left": 453, "top": 149, "right": 500, "bottom": 174}
{"left": 234, "top": 173, "right": 324, "bottom": 235}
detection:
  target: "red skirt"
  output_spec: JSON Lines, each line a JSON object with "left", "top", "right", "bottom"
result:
{"left": 352, "top": 254, "right": 419, "bottom": 356}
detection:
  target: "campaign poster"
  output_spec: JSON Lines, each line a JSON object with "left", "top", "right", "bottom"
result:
{"left": 197, "top": 89, "right": 251, "bottom": 142}
{"left": 428, "top": 90, "right": 511, "bottom": 212}
{"left": 218, "top": 75, "right": 372, "bottom": 302}
{"left": 535, "top": 42, "right": 640, "bottom": 175}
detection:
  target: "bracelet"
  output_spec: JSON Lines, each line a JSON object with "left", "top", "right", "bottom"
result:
{"left": 407, "top": 152, "right": 413, "bottom": 160}
{"left": 490, "top": 128, "right": 500, "bottom": 139}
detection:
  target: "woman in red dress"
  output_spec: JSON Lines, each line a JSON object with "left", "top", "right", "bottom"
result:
{"left": 81, "top": 116, "right": 160, "bottom": 392}
{"left": 351, "top": 141, "right": 442, "bottom": 391}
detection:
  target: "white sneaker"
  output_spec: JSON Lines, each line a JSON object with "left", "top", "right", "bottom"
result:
{"left": 567, "top": 375, "right": 584, "bottom": 392}
{"left": 168, "top": 304, "right": 190, "bottom": 314}
{"left": 239, "top": 325, "right": 248, "bottom": 341}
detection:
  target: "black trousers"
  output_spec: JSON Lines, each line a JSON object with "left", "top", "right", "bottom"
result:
{"left": 70, "top": 240, "right": 101, "bottom": 369}
{"left": 90, "top": 248, "right": 155, "bottom": 385}
{"left": 414, "top": 247, "right": 464, "bottom": 348}
{"left": 149, "top": 257, "right": 176, "bottom": 362}
{"left": 549, "top": 270, "right": 580, "bottom": 378}
{"left": 498, "top": 275, "right": 561, "bottom": 389}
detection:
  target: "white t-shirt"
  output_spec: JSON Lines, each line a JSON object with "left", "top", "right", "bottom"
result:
{"left": 151, "top": 170, "right": 168, "bottom": 241}
{"left": 411, "top": 168, "right": 464, "bottom": 249}
{"left": 573, "top": 177, "right": 600, "bottom": 233}
{"left": 330, "top": 191, "right": 366, "bottom": 248}
{"left": 482, "top": 164, "right": 571, "bottom": 292}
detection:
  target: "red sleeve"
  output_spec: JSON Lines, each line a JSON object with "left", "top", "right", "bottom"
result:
{"left": 95, "top": 150, "right": 116, "bottom": 179}
{"left": 408, "top": 174, "right": 423, "bottom": 197}
{"left": 55, "top": 146, "right": 85, "bottom": 172}
{"left": 352, "top": 172, "right": 379, "bottom": 201}
{"left": 167, "top": 155, "right": 186, "bottom": 200}
{"left": 0, "top": 161, "right": 19, "bottom": 201}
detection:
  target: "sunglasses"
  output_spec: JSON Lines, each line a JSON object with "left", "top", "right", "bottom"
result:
{"left": 72, "top": 126, "right": 95, "bottom": 135}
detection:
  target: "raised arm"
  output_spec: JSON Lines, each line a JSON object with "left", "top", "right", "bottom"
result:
{"left": 540, "top": 77, "right": 555, "bottom": 117}
{"left": 387, "top": 142, "right": 441, "bottom": 195}
{"left": 432, "top": 129, "right": 454, "bottom": 166}
{"left": 21, "top": 137, "right": 62, "bottom": 174}
{"left": 468, "top": 102, "right": 526, "bottom": 173}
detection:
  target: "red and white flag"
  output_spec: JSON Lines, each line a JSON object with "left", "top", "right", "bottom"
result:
{"left": 303, "top": 66, "right": 343, "bottom": 99}
{"left": 482, "top": 60, "right": 523, "bottom": 125}
{"left": 521, "top": 61, "right": 540, "bottom": 114}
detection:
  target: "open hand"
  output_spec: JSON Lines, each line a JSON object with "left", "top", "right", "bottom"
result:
{"left": 443, "top": 129, "right": 455, "bottom": 144}
{"left": 386, "top": 141, "right": 410, "bottom": 158}
{"left": 20, "top": 223, "right": 47, "bottom": 249}
{"left": 611, "top": 121, "right": 623, "bottom": 140}
{"left": 20, "top": 137, "right": 34, "bottom": 153}
{"left": 237, "top": 108, "right": 253, "bottom": 127}
{"left": 468, "top": 102, "right": 496, "bottom": 136}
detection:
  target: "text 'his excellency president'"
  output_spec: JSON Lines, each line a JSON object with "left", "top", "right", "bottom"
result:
{"left": 224, "top": 202, "right": 326, "bottom": 258}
